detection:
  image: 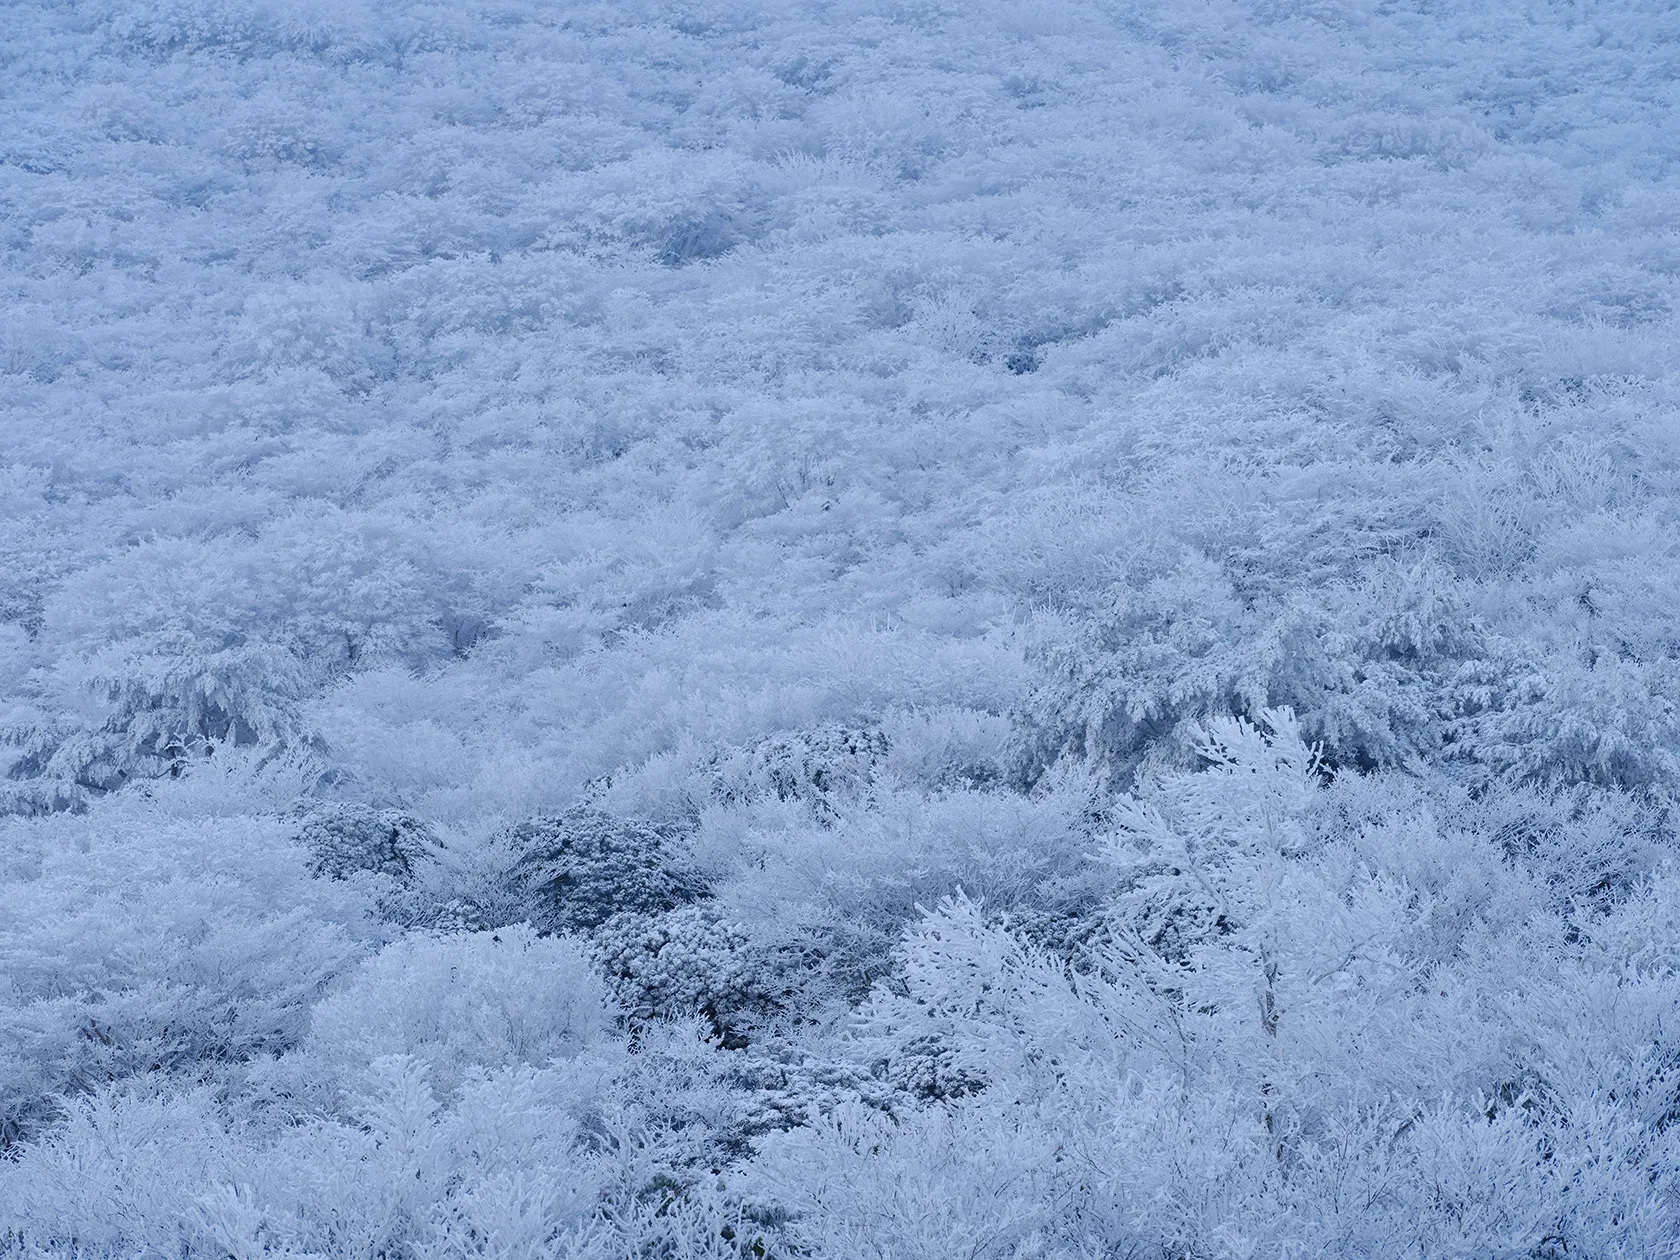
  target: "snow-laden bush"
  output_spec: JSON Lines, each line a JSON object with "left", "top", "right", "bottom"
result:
{"left": 0, "top": 1017, "right": 706, "bottom": 1260}
{"left": 707, "top": 725, "right": 891, "bottom": 820}
{"left": 3, "top": 0, "right": 1680, "bottom": 1251}
{"left": 766, "top": 711, "right": 1680, "bottom": 1258}
{"left": 294, "top": 802, "right": 436, "bottom": 881}
{"left": 1029, "top": 550, "right": 1680, "bottom": 799}
{"left": 296, "top": 925, "right": 612, "bottom": 1100}
{"left": 0, "top": 914, "right": 746, "bottom": 1260}
{"left": 592, "top": 906, "right": 763, "bottom": 1034}
{"left": 510, "top": 809, "right": 708, "bottom": 935}
{"left": 0, "top": 770, "right": 380, "bottom": 1147}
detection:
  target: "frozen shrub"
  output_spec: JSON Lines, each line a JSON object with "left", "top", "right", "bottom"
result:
{"left": 4, "top": 0, "right": 1680, "bottom": 1250}
{"left": 1019, "top": 552, "right": 1290, "bottom": 783}
{"left": 798, "top": 711, "right": 1680, "bottom": 1260}
{"left": 510, "top": 809, "right": 708, "bottom": 934}
{"left": 878, "top": 707, "right": 1013, "bottom": 793}
{"left": 709, "top": 726, "right": 890, "bottom": 821}
{"left": 0, "top": 1041, "right": 641, "bottom": 1260}
{"left": 302, "top": 925, "right": 612, "bottom": 1098}
{"left": 593, "top": 900, "right": 910, "bottom": 1051}
{"left": 294, "top": 802, "right": 435, "bottom": 881}
{"left": 0, "top": 1086, "right": 234, "bottom": 1256}
{"left": 1467, "top": 781, "right": 1668, "bottom": 910}
{"left": 721, "top": 1047, "right": 895, "bottom": 1137}
{"left": 592, "top": 906, "right": 767, "bottom": 1043}
{"left": 746, "top": 1097, "right": 1069, "bottom": 1260}
{"left": 652, "top": 206, "right": 757, "bottom": 267}
{"left": 1024, "top": 551, "right": 1680, "bottom": 800}
{"left": 32, "top": 644, "right": 312, "bottom": 796}
{"left": 0, "top": 796, "right": 374, "bottom": 1146}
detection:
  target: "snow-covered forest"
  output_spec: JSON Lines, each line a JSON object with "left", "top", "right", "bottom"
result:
{"left": 3, "top": 0, "right": 1680, "bottom": 1254}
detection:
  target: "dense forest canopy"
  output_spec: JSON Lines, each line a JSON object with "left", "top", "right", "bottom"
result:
{"left": 3, "top": 0, "right": 1680, "bottom": 1255}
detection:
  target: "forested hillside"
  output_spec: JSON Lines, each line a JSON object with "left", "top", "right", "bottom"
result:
{"left": 4, "top": 0, "right": 1680, "bottom": 1254}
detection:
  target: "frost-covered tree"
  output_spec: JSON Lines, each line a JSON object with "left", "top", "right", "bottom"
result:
{"left": 3, "top": 0, "right": 1680, "bottom": 1252}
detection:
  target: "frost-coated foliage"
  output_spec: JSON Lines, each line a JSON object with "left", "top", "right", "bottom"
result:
{"left": 3, "top": 0, "right": 1680, "bottom": 1253}
{"left": 294, "top": 802, "right": 436, "bottom": 881}
{"left": 788, "top": 715, "right": 1680, "bottom": 1257}
{"left": 510, "top": 809, "right": 708, "bottom": 934}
